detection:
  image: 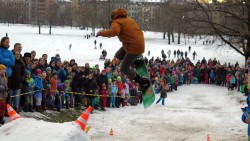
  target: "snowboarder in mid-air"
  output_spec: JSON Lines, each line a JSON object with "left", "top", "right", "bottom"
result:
{"left": 96, "top": 9, "right": 150, "bottom": 92}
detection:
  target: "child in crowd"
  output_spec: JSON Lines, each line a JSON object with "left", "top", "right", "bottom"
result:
{"left": 23, "top": 70, "right": 35, "bottom": 112}
{"left": 100, "top": 83, "right": 107, "bottom": 111}
{"left": 156, "top": 86, "right": 167, "bottom": 105}
{"left": 0, "top": 64, "right": 7, "bottom": 124}
{"left": 34, "top": 69, "right": 44, "bottom": 112}
{"left": 111, "top": 79, "right": 118, "bottom": 108}
{"left": 49, "top": 71, "right": 58, "bottom": 110}
{"left": 229, "top": 74, "right": 236, "bottom": 90}
{"left": 56, "top": 80, "right": 69, "bottom": 112}
{"left": 242, "top": 95, "right": 250, "bottom": 140}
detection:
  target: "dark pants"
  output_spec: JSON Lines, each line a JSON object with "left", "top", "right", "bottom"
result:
{"left": 116, "top": 96, "right": 121, "bottom": 107}
{"left": 106, "top": 97, "right": 111, "bottom": 107}
{"left": 55, "top": 93, "right": 61, "bottom": 111}
{"left": 115, "top": 47, "right": 140, "bottom": 78}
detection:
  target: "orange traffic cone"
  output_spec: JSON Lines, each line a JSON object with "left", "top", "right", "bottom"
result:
{"left": 7, "top": 104, "right": 21, "bottom": 121}
{"left": 207, "top": 134, "right": 211, "bottom": 141}
{"left": 75, "top": 106, "right": 92, "bottom": 131}
{"left": 109, "top": 128, "right": 114, "bottom": 136}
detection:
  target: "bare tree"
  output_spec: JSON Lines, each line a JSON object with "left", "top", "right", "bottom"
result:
{"left": 48, "top": 2, "right": 59, "bottom": 34}
{"left": 191, "top": 0, "right": 250, "bottom": 61}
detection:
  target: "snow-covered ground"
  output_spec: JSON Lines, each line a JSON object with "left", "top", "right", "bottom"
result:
{"left": 88, "top": 85, "right": 247, "bottom": 141}
{"left": 0, "top": 24, "right": 247, "bottom": 140}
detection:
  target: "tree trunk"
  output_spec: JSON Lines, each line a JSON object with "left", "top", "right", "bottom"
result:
{"left": 171, "top": 32, "right": 174, "bottom": 42}
{"left": 38, "top": 23, "right": 41, "bottom": 34}
{"left": 49, "top": 23, "right": 52, "bottom": 35}
{"left": 245, "top": 3, "right": 250, "bottom": 63}
{"left": 163, "top": 32, "right": 166, "bottom": 39}
{"left": 168, "top": 31, "right": 171, "bottom": 45}
{"left": 178, "top": 30, "right": 181, "bottom": 44}
{"left": 245, "top": 38, "right": 250, "bottom": 63}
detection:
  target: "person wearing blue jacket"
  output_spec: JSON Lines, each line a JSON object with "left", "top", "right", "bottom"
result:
{"left": 111, "top": 80, "right": 118, "bottom": 108}
{"left": 209, "top": 69, "right": 215, "bottom": 84}
{"left": 0, "top": 37, "right": 15, "bottom": 77}
{"left": 242, "top": 95, "right": 250, "bottom": 140}
{"left": 57, "top": 65, "right": 67, "bottom": 83}
{"left": 34, "top": 69, "right": 44, "bottom": 112}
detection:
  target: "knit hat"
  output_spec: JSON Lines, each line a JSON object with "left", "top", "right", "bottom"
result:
{"left": 46, "top": 67, "right": 52, "bottom": 71}
{"left": 155, "top": 77, "right": 158, "bottom": 81}
{"left": 52, "top": 71, "right": 58, "bottom": 76}
{"left": 25, "top": 70, "right": 31, "bottom": 75}
{"left": 102, "top": 69, "right": 106, "bottom": 73}
{"left": 108, "top": 78, "right": 112, "bottom": 83}
{"left": 36, "top": 69, "right": 42, "bottom": 75}
{"left": 64, "top": 80, "right": 69, "bottom": 84}
{"left": 24, "top": 52, "right": 31, "bottom": 58}
{"left": 0, "top": 64, "right": 6, "bottom": 70}
{"left": 117, "top": 76, "right": 121, "bottom": 81}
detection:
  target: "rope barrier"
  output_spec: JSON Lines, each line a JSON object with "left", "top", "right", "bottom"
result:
{"left": 9, "top": 90, "right": 137, "bottom": 98}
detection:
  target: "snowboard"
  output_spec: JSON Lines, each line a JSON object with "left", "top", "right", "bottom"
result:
{"left": 135, "top": 55, "right": 155, "bottom": 109}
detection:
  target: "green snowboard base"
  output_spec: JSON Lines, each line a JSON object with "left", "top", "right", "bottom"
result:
{"left": 135, "top": 55, "right": 155, "bottom": 109}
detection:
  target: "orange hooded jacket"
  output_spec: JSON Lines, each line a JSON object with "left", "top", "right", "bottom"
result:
{"left": 99, "top": 9, "right": 145, "bottom": 55}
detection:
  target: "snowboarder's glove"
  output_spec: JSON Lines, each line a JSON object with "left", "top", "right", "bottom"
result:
{"left": 96, "top": 32, "right": 101, "bottom": 37}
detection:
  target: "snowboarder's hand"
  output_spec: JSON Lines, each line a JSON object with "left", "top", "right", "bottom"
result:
{"left": 96, "top": 31, "right": 101, "bottom": 37}
{"left": 246, "top": 117, "right": 250, "bottom": 124}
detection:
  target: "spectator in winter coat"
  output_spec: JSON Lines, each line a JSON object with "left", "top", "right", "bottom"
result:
{"left": 0, "top": 64, "right": 8, "bottom": 125}
{"left": 56, "top": 81, "right": 69, "bottom": 112}
{"left": 34, "top": 69, "right": 44, "bottom": 112}
{"left": 22, "top": 70, "right": 35, "bottom": 112}
{"left": 97, "top": 69, "right": 108, "bottom": 91}
{"left": 50, "top": 71, "right": 58, "bottom": 110}
{"left": 156, "top": 87, "right": 167, "bottom": 105}
{"left": 100, "top": 83, "right": 108, "bottom": 111}
{"left": 153, "top": 77, "right": 162, "bottom": 94}
{"left": 229, "top": 75, "right": 236, "bottom": 90}
{"left": 85, "top": 73, "right": 98, "bottom": 110}
{"left": 173, "top": 50, "right": 176, "bottom": 58}
{"left": 9, "top": 52, "right": 25, "bottom": 112}
{"left": 57, "top": 64, "right": 67, "bottom": 83}
{"left": 226, "top": 74, "right": 232, "bottom": 88}
{"left": 193, "top": 51, "right": 197, "bottom": 60}
{"left": 116, "top": 76, "right": 123, "bottom": 108}
{"left": 170, "top": 75, "right": 174, "bottom": 91}
{"left": 167, "top": 50, "right": 171, "bottom": 58}
{"left": 107, "top": 78, "right": 112, "bottom": 107}
{"left": 111, "top": 80, "right": 118, "bottom": 108}
{"left": 0, "top": 37, "right": 15, "bottom": 77}
{"left": 209, "top": 70, "right": 215, "bottom": 84}
{"left": 124, "top": 79, "right": 130, "bottom": 106}
{"left": 23, "top": 52, "right": 32, "bottom": 70}
{"left": 241, "top": 95, "right": 250, "bottom": 140}
{"left": 174, "top": 74, "right": 179, "bottom": 91}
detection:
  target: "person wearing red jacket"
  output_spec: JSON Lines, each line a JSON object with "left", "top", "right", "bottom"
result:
{"left": 116, "top": 76, "right": 123, "bottom": 108}
{"left": 100, "top": 84, "right": 108, "bottom": 111}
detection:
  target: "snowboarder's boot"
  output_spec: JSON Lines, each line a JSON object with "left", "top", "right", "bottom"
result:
{"left": 132, "top": 58, "right": 144, "bottom": 68}
{"left": 134, "top": 73, "right": 150, "bottom": 92}
{"left": 0, "top": 117, "right": 5, "bottom": 125}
